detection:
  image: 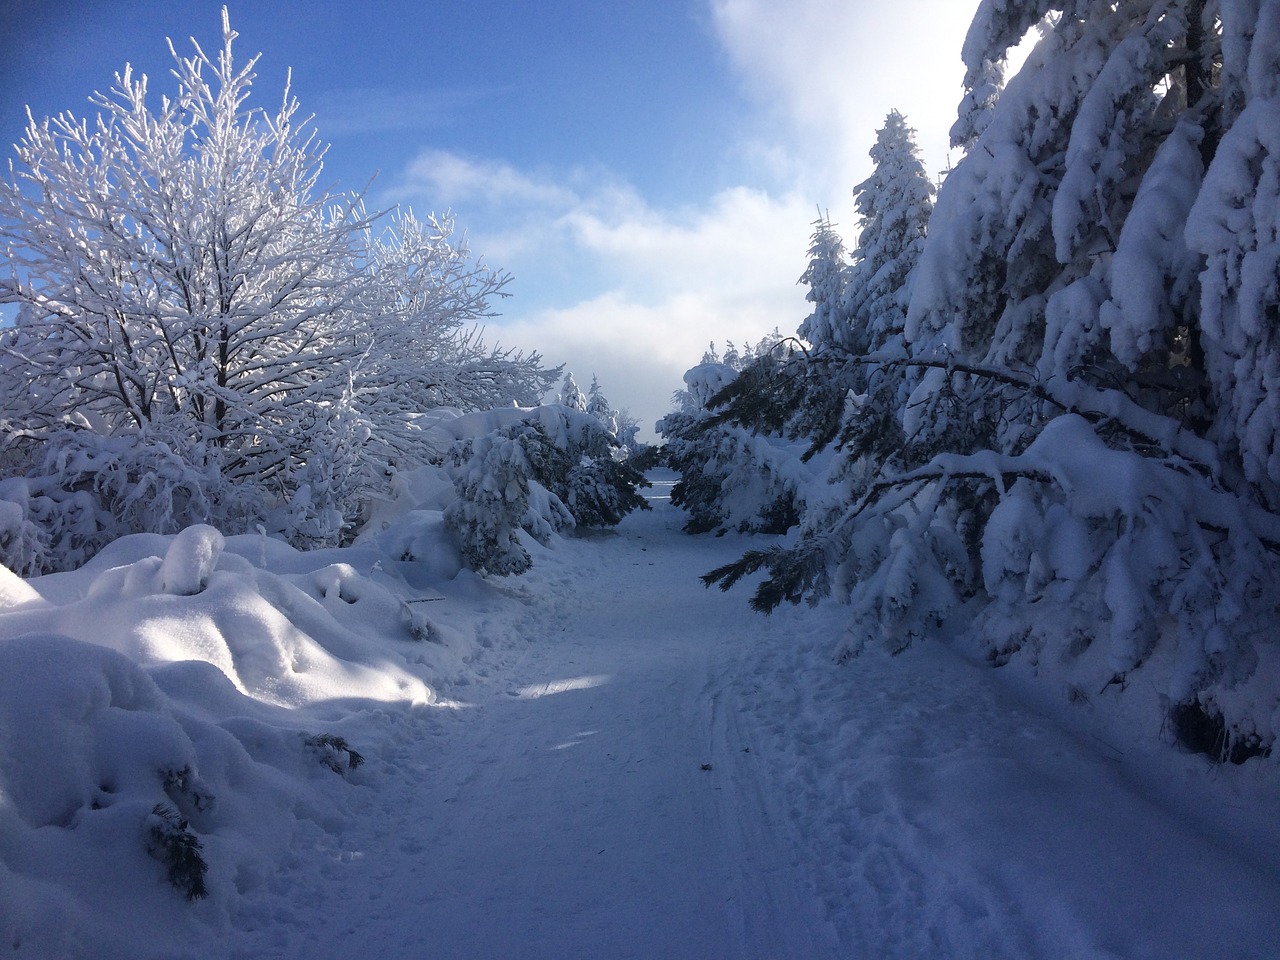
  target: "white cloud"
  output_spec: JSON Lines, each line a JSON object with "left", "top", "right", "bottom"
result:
{"left": 397, "top": 149, "right": 578, "bottom": 210}
{"left": 379, "top": 3, "right": 987, "bottom": 439}
{"left": 710, "top": 0, "right": 976, "bottom": 204}
{"left": 385, "top": 150, "right": 815, "bottom": 437}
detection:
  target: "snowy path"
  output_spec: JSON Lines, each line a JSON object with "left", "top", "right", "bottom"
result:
{"left": 233, "top": 474, "right": 1280, "bottom": 959}
{"left": 241, "top": 476, "right": 839, "bottom": 959}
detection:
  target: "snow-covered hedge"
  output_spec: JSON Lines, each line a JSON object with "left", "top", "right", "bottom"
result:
{"left": 357, "top": 405, "right": 650, "bottom": 578}
{"left": 442, "top": 406, "right": 649, "bottom": 575}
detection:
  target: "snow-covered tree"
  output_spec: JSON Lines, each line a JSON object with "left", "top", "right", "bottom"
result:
{"left": 1186, "top": 4, "right": 1280, "bottom": 507}
{"left": 559, "top": 373, "right": 588, "bottom": 413}
{"left": 0, "top": 11, "right": 550, "bottom": 568}
{"left": 795, "top": 215, "right": 849, "bottom": 353}
{"left": 704, "top": 2, "right": 1280, "bottom": 762}
{"left": 586, "top": 375, "right": 618, "bottom": 436}
{"left": 445, "top": 406, "right": 649, "bottom": 575}
{"left": 358, "top": 210, "right": 555, "bottom": 421}
{"left": 845, "top": 111, "right": 934, "bottom": 355}
{"left": 661, "top": 355, "right": 810, "bottom": 536}
{"left": 708, "top": 113, "right": 934, "bottom": 463}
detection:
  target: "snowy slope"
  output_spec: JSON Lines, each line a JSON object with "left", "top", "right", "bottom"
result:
{"left": 1, "top": 472, "right": 1278, "bottom": 958}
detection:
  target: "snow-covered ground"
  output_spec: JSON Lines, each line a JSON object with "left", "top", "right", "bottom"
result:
{"left": 2, "top": 471, "right": 1278, "bottom": 958}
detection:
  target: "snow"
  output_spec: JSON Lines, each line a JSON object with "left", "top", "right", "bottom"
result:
{"left": 1, "top": 472, "right": 1279, "bottom": 958}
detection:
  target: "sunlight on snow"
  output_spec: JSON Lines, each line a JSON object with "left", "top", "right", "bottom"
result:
{"left": 515, "top": 675, "right": 613, "bottom": 700}
{"left": 553, "top": 730, "right": 599, "bottom": 751}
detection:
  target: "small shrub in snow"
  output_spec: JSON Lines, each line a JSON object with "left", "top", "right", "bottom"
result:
{"left": 0, "top": 479, "right": 49, "bottom": 577}
{"left": 445, "top": 429, "right": 547, "bottom": 576}
{"left": 160, "top": 766, "right": 215, "bottom": 817}
{"left": 158, "top": 525, "right": 225, "bottom": 597}
{"left": 305, "top": 734, "right": 365, "bottom": 776}
{"left": 146, "top": 804, "right": 208, "bottom": 901}
{"left": 1170, "top": 701, "right": 1272, "bottom": 766}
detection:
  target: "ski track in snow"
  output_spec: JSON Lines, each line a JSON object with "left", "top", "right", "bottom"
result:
{"left": 225, "top": 475, "right": 1280, "bottom": 959}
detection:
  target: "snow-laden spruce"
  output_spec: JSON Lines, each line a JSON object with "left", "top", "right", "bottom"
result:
{"left": 691, "top": 3, "right": 1280, "bottom": 762}
{"left": 0, "top": 11, "right": 554, "bottom": 572}
{"left": 659, "top": 336, "right": 818, "bottom": 537}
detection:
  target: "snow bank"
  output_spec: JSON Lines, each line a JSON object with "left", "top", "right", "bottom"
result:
{"left": 0, "top": 518, "right": 496, "bottom": 957}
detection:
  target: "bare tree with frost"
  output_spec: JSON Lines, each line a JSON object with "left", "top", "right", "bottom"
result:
{"left": 0, "top": 10, "right": 551, "bottom": 569}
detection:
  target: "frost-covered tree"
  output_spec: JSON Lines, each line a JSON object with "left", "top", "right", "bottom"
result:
{"left": 705, "top": 1, "right": 1280, "bottom": 762}
{"left": 586, "top": 375, "right": 619, "bottom": 436}
{"left": 358, "top": 210, "right": 555, "bottom": 421}
{"left": 559, "top": 372, "right": 588, "bottom": 413}
{"left": 0, "top": 11, "right": 549, "bottom": 569}
{"left": 445, "top": 406, "right": 649, "bottom": 575}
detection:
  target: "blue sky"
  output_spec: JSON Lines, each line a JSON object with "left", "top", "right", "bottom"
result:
{"left": 2, "top": 1, "right": 980, "bottom": 436}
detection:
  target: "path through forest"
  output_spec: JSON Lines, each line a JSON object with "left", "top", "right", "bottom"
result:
{"left": 235, "top": 473, "right": 1280, "bottom": 960}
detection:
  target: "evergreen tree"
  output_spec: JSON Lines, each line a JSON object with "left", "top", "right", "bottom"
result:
{"left": 704, "top": 1, "right": 1280, "bottom": 761}
{"left": 559, "top": 372, "right": 588, "bottom": 413}
{"left": 586, "top": 376, "right": 618, "bottom": 436}
{"left": 845, "top": 111, "right": 934, "bottom": 355}
{"left": 795, "top": 215, "right": 849, "bottom": 353}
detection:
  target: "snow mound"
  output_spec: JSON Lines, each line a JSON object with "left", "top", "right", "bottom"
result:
{"left": 157, "top": 524, "right": 224, "bottom": 596}
{"left": 0, "top": 520, "right": 499, "bottom": 956}
{"left": 2, "top": 531, "right": 435, "bottom": 709}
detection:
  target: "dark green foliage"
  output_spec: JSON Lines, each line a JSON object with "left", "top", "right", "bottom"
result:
{"left": 625, "top": 442, "right": 664, "bottom": 474}
{"left": 704, "top": 347, "right": 856, "bottom": 463}
{"left": 755, "top": 493, "right": 801, "bottom": 536}
{"left": 1171, "top": 701, "right": 1272, "bottom": 765}
{"left": 702, "top": 541, "right": 830, "bottom": 613}
{"left": 306, "top": 734, "right": 365, "bottom": 774}
{"left": 706, "top": 351, "right": 808, "bottom": 437}
{"left": 146, "top": 804, "right": 208, "bottom": 901}
{"left": 665, "top": 415, "right": 732, "bottom": 534}
{"left": 565, "top": 456, "right": 651, "bottom": 528}
{"left": 506, "top": 422, "right": 576, "bottom": 494}
{"left": 513, "top": 417, "right": 652, "bottom": 529}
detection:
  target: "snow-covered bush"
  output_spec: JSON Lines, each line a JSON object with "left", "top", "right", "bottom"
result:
{"left": 444, "top": 406, "right": 650, "bottom": 575}
{"left": 445, "top": 425, "right": 566, "bottom": 576}
{"left": 0, "top": 433, "right": 241, "bottom": 576}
